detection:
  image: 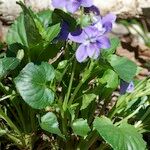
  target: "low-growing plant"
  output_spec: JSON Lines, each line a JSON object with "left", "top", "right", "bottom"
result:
{"left": 0, "top": 1, "right": 150, "bottom": 150}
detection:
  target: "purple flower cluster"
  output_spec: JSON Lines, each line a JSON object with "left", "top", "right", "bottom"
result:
{"left": 69, "top": 13, "right": 116, "bottom": 62}
{"left": 52, "top": 0, "right": 116, "bottom": 62}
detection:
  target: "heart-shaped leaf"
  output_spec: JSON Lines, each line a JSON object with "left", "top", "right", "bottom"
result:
{"left": 40, "top": 112, "right": 64, "bottom": 138}
{"left": 45, "top": 23, "right": 60, "bottom": 42}
{"left": 6, "top": 14, "right": 28, "bottom": 47}
{"left": 72, "top": 118, "right": 90, "bottom": 137}
{"left": 93, "top": 116, "right": 146, "bottom": 150}
{"left": 107, "top": 55, "right": 137, "bottom": 82}
{"left": 81, "top": 94, "right": 97, "bottom": 110}
{"left": 37, "top": 10, "right": 53, "bottom": 28}
{"left": 14, "top": 62, "right": 55, "bottom": 109}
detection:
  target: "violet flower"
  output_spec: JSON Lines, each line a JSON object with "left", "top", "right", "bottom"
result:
{"left": 93, "top": 13, "right": 116, "bottom": 33}
{"left": 68, "top": 26, "right": 110, "bottom": 62}
{"left": 52, "top": 0, "right": 93, "bottom": 13}
{"left": 120, "top": 80, "right": 134, "bottom": 95}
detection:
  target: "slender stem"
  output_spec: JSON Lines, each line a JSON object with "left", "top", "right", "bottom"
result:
{"left": 134, "top": 26, "right": 148, "bottom": 43}
{"left": 96, "top": 143, "right": 109, "bottom": 150}
{"left": 6, "top": 133, "right": 24, "bottom": 148}
{"left": 68, "top": 81, "right": 83, "bottom": 106}
{"left": 0, "top": 95, "right": 12, "bottom": 101}
{"left": 0, "top": 108, "right": 21, "bottom": 135}
{"left": 108, "top": 78, "right": 149, "bottom": 119}
{"left": 0, "top": 82, "right": 9, "bottom": 94}
{"left": 62, "top": 114, "right": 67, "bottom": 136}
{"left": 85, "top": 131, "right": 99, "bottom": 149}
{"left": 10, "top": 96, "right": 27, "bottom": 132}
{"left": 63, "top": 61, "right": 76, "bottom": 111}
{"left": 69, "top": 60, "right": 95, "bottom": 106}
{"left": 115, "top": 105, "right": 142, "bottom": 126}
{"left": 30, "top": 107, "right": 36, "bottom": 133}
{"left": 134, "top": 107, "right": 150, "bottom": 128}
{"left": 0, "top": 107, "right": 26, "bottom": 147}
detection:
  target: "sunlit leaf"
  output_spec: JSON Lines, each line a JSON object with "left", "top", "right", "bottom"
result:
{"left": 14, "top": 62, "right": 55, "bottom": 109}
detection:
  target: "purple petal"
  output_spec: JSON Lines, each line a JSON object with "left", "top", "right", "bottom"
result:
{"left": 103, "top": 22, "right": 112, "bottom": 32}
{"left": 83, "top": 26, "right": 100, "bottom": 39}
{"left": 120, "top": 81, "right": 134, "bottom": 94}
{"left": 97, "top": 36, "right": 110, "bottom": 49}
{"left": 86, "top": 43, "right": 100, "bottom": 59}
{"left": 102, "top": 13, "right": 116, "bottom": 32}
{"left": 76, "top": 44, "right": 88, "bottom": 62}
{"left": 81, "top": 0, "right": 93, "bottom": 7}
{"left": 66, "top": 0, "right": 81, "bottom": 13}
{"left": 93, "top": 20, "right": 106, "bottom": 34}
{"left": 102, "top": 13, "right": 116, "bottom": 24}
{"left": 52, "top": 0, "right": 67, "bottom": 8}
{"left": 68, "top": 29, "right": 86, "bottom": 43}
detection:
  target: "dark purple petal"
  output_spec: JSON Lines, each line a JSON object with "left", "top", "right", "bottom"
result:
{"left": 103, "top": 22, "right": 112, "bottom": 32}
{"left": 102, "top": 13, "right": 116, "bottom": 32}
{"left": 66, "top": 0, "right": 81, "bottom": 13}
{"left": 86, "top": 43, "right": 100, "bottom": 59}
{"left": 52, "top": 0, "right": 67, "bottom": 8}
{"left": 76, "top": 44, "right": 88, "bottom": 62}
{"left": 68, "top": 29, "right": 87, "bottom": 43}
{"left": 120, "top": 80, "right": 134, "bottom": 95}
{"left": 84, "top": 5, "right": 100, "bottom": 15}
{"left": 97, "top": 36, "right": 110, "bottom": 49}
{"left": 70, "top": 28, "right": 82, "bottom": 36}
{"left": 57, "top": 22, "right": 69, "bottom": 40}
{"left": 81, "top": 0, "right": 93, "bottom": 7}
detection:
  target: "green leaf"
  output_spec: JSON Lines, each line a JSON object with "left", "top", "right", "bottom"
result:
{"left": 72, "top": 118, "right": 90, "bottom": 137}
{"left": 107, "top": 55, "right": 137, "bottom": 82}
{"left": 0, "top": 57, "right": 20, "bottom": 79}
{"left": 0, "top": 128, "right": 7, "bottom": 136}
{"left": 81, "top": 94, "right": 97, "bottom": 110}
{"left": 37, "top": 10, "right": 53, "bottom": 28}
{"left": 101, "top": 38, "right": 120, "bottom": 58}
{"left": 52, "top": 9, "right": 77, "bottom": 31}
{"left": 17, "top": 2, "right": 43, "bottom": 48}
{"left": 45, "top": 23, "right": 60, "bottom": 42}
{"left": 69, "top": 103, "right": 79, "bottom": 121}
{"left": 57, "top": 60, "right": 68, "bottom": 70}
{"left": 40, "top": 112, "right": 64, "bottom": 138}
{"left": 98, "top": 69, "right": 119, "bottom": 89}
{"left": 6, "top": 14, "right": 28, "bottom": 46}
{"left": 14, "top": 62, "right": 55, "bottom": 109}
{"left": 93, "top": 116, "right": 146, "bottom": 150}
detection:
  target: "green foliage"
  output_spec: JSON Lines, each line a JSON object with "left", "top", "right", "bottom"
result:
{"left": 14, "top": 62, "right": 55, "bottom": 109}
{"left": 7, "top": 2, "right": 61, "bottom": 62}
{"left": 81, "top": 93, "right": 97, "bottom": 110}
{"left": 0, "top": 57, "right": 20, "bottom": 79}
{"left": 101, "top": 38, "right": 120, "bottom": 57}
{"left": 0, "top": 1, "right": 149, "bottom": 150}
{"left": 72, "top": 118, "right": 91, "bottom": 137}
{"left": 37, "top": 10, "right": 53, "bottom": 28}
{"left": 40, "top": 112, "right": 64, "bottom": 138}
{"left": 94, "top": 116, "right": 146, "bottom": 150}
{"left": 108, "top": 55, "right": 137, "bottom": 82}
{"left": 6, "top": 14, "right": 28, "bottom": 46}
